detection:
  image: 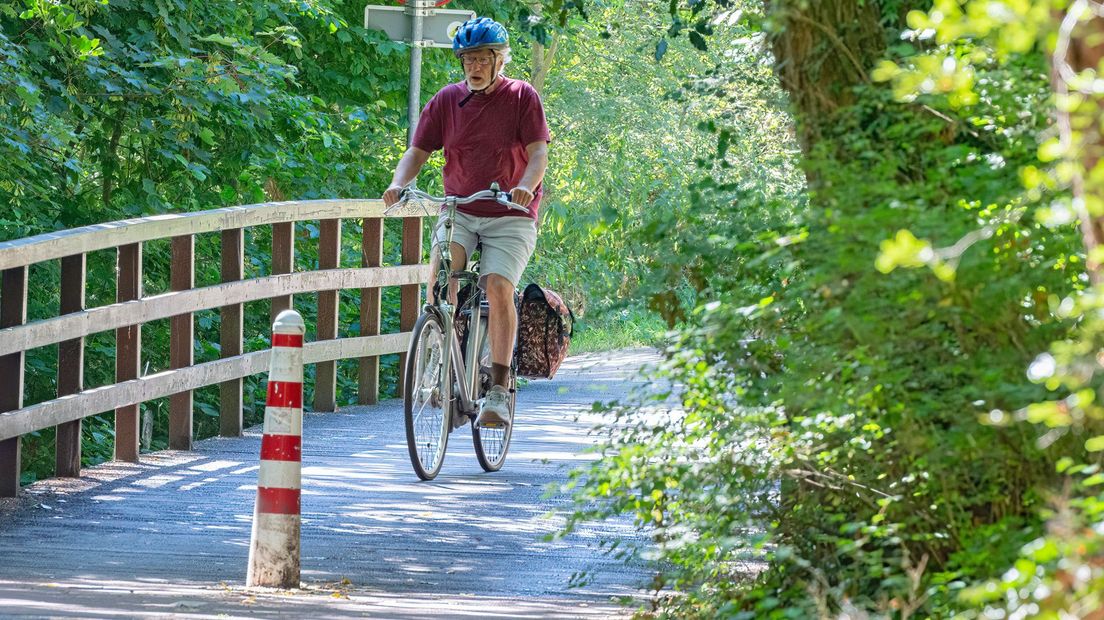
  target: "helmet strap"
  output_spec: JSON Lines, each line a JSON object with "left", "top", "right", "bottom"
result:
{"left": 458, "top": 50, "right": 499, "bottom": 109}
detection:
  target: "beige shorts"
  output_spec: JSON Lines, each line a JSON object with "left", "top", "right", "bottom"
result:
{"left": 433, "top": 212, "right": 537, "bottom": 287}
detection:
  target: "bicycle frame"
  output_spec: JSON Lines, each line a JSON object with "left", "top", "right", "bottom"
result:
{"left": 394, "top": 183, "right": 526, "bottom": 479}
{"left": 391, "top": 183, "right": 527, "bottom": 420}
{"left": 430, "top": 198, "right": 486, "bottom": 419}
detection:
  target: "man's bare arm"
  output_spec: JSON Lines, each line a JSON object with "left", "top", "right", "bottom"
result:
{"left": 511, "top": 141, "right": 549, "bottom": 208}
{"left": 383, "top": 147, "right": 432, "bottom": 206}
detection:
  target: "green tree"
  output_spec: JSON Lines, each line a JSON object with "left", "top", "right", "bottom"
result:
{"left": 561, "top": 0, "right": 1088, "bottom": 616}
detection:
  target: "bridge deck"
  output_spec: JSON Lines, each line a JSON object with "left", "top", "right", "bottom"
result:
{"left": 0, "top": 349, "right": 661, "bottom": 619}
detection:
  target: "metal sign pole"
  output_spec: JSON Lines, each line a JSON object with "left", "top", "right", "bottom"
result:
{"left": 407, "top": 0, "right": 428, "bottom": 146}
{"left": 365, "top": 0, "right": 471, "bottom": 143}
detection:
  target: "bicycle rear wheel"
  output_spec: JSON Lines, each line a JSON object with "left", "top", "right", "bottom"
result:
{"left": 471, "top": 316, "right": 515, "bottom": 472}
{"left": 404, "top": 312, "right": 452, "bottom": 480}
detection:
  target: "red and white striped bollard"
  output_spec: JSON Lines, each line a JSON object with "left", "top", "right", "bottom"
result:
{"left": 246, "top": 309, "right": 305, "bottom": 588}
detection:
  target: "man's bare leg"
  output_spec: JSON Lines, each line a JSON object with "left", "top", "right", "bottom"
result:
{"left": 484, "top": 273, "right": 516, "bottom": 388}
{"left": 475, "top": 273, "right": 516, "bottom": 427}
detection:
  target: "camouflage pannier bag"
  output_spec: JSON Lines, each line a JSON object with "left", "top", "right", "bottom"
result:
{"left": 514, "top": 283, "right": 574, "bottom": 379}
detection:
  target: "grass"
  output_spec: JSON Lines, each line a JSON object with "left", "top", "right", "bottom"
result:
{"left": 568, "top": 308, "right": 670, "bottom": 355}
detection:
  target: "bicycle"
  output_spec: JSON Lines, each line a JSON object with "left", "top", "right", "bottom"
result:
{"left": 385, "top": 183, "right": 529, "bottom": 480}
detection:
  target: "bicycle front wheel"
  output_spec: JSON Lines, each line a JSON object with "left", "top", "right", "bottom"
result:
{"left": 404, "top": 312, "right": 452, "bottom": 480}
{"left": 471, "top": 316, "right": 515, "bottom": 472}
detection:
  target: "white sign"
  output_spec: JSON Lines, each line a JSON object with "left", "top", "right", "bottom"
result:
{"left": 364, "top": 5, "right": 474, "bottom": 48}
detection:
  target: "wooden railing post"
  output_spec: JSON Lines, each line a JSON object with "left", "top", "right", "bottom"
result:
{"left": 314, "top": 219, "right": 341, "bottom": 412}
{"left": 115, "top": 243, "right": 142, "bottom": 462}
{"left": 220, "top": 228, "right": 244, "bottom": 437}
{"left": 0, "top": 266, "right": 27, "bottom": 496}
{"left": 169, "top": 235, "right": 194, "bottom": 450}
{"left": 397, "top": 216, "right": 423, "bottom": 398}
{"left": 270, "top": 222, "right": 293, "bottom": 322}
{"left": 359, "top": 218, "right": 384, "bottom": 405}
{"left": 55, "top": 254, "right": 85, "bottom": 477}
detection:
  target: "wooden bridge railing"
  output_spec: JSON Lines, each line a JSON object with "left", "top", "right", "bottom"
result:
{"left": 0, "top": 199, "right": 427, "bottom": 497}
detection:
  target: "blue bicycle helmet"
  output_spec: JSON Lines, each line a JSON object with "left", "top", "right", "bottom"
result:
{"left": 452, "top": 17, "right": 509, "bottom": 57}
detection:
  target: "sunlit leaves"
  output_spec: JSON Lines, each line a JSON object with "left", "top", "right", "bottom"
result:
{"left": 196, "top": 34, "right": 240, "bottom": 47}
{"left": 905, "top": 0, "right": 1052, "bottom": 57}
{"left": 876, "top": 229, "right": 935, "bottom": 271}
{"left": 873, "top": 1, "right": 1055, "bottom": 112}
{"left": 15, "top": 0, "right": 104, "bottom": 60}
{"left": 872, "top": 55, "right": 978, "bottom": 107}
{"left": 529, "top": 0, "right": 769, "bottom": 318}
{"left": 875, "top": 229, "right": 955, "bottom": 282}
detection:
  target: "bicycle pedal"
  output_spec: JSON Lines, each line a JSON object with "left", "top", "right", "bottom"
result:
{"left": 477, "top": 420, "right": 508, "bottom": 430}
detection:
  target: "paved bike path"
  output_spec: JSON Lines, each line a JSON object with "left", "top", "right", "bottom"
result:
{"left": 0, "top": 349, "right": 661, "bottom": 619}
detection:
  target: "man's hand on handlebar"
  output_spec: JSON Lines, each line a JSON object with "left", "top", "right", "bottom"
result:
{"left": 382, "top": 184, "right": 405, "bottom": 208}
{"left": 385, "top": 184, "right": 531, "bottom": 215}
{"left": 509, "top": 186, "right": 534, "bottom": 209}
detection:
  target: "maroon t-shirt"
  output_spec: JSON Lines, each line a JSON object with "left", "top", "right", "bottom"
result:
{"left": 412, "top": 76, "right": 551, "bottom": 221}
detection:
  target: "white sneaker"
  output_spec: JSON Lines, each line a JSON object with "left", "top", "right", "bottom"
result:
{"left": 476, "top": 386, "right": 511, "bottom": 428}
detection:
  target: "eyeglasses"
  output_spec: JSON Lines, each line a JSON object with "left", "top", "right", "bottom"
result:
{"left": 461, "top": 56, "right": 494, "bottom": 67}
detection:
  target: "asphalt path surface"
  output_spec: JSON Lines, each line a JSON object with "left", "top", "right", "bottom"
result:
{"left": 0, "top": 349, "right": 662, "bottom": 619}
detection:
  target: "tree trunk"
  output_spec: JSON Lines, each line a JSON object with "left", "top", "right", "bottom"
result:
{"left": 532, "top": 34, "right": 559, "bottom": 95}
{"left": 528, "top": 2, "right": 559, "bottom": 95}
{"left": 1053, "top": 8, "right": 1104, "bottom": 280}
{"left": 264, "top": 177, "right": 286, "bottom": 202}
{"left": 101, "top": 108, "right": 126, "bottom": 208}
{"left": 764, "top": 0, "right": 886, "bottom": 165}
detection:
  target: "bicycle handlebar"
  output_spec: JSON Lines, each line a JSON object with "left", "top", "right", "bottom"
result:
{"left": 384, "top": 183, "right": 531, "bottom": 216}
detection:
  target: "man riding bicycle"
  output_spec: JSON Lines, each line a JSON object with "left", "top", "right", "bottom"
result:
{"left": 382, "top": 17, "right": 550, "bottom": 429}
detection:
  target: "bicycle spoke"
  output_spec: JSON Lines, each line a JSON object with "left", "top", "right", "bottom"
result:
{"left": 471, "top": 316, "right": 513, "bottom": 471}
{"left": 404, "top": 313, "right": 451, "bottom": 479}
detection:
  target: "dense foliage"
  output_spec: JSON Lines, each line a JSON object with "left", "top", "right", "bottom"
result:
{"left": 557, "top": 0, "right": 1104, "bottom": 618}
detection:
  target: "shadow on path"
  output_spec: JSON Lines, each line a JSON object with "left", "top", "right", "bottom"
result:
{"left": 0, "top": 348, "right": 662, "bottom": 619}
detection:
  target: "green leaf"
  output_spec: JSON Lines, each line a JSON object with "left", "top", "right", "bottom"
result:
{"left": 871, "top": 60, "right": 900, "bottom": 82}
{"left": 875, "top": 229, "right": 933, "bottom": 273}
{"left": 1083, "top": 473, "right": 1104, "bottom": 486}
{"left": 689, "top": 31, "right": 707, "bottom": 52}
{"left": 198, "top": 34, "right": 239, "bottom": 47}
{"left": 1038, "top": 138, "right": 1063, "bottom": 162}
{"left": 1086, "top": 435, "right": 1104, "bottom": 452}
{"left": 220, "top": 185, "right": 238, "bottom": 203}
